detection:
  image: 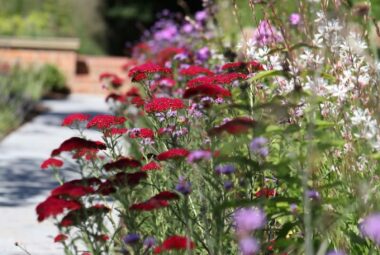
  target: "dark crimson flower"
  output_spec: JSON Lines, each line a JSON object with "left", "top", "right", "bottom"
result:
{"left": 187, "top": 73, "right": 247, "bottom": 87}
{"left": 126, "top": 86, "right": 141, "bottom": 97}
{"left": 128, "top": 62, "right": 172, "bottom": 81}
{"left": 72, "top": 148, "right": 99, "bottom": 160}
{"left": 97, "top": 180, "right": 116, "bottom": 195}
{"left": 51, "top": 182, "right": 94, "bottom": 198}
{"left": 87, "top": 115, "right": 126, "bottom": 130}
{"left": 36, "top": 196, "right": 81, "bottom": 222}
{"left": 208, "top": 117, "right": 256, "bottom": 136}
{"left": 103, "top": 157, "right": 141, "bottom": 171}
{"left": 112, "top": 172, "right": 148, "bottom": 187}
{"left": 54, "top": 234, "right": 68, "bottom": 243}
{"left": 59, "top": 204, "right": 110, "bottom": 227}
{"left": 221, "top": 61, "right": 264, "bottom": 72}
{"left": 255, "top": 188, "right": 276, "bottom": 198}
{"left": 40, "top": 158, "right": 63, "bottom": 169}
{"left": 110, "top": 76, "right": 123, "bottom": 88}
{"left": 96, "top": 234, "right": 109, "bottom": 242}
{"left": 99, "top": 72, "right": 116, "bottom": 80}
{"left": 152, "top": 191, "right": 179, "bottom": 200}
{"left": 130, "top": 199, "right": 169, "bottom": 211}
{"left": 51, "top": 137, "right": 106, "bottom": 156}
{"left": 131, "top": 96, "right": 145, "bottom": 107}
{"left": 145, "top": 97, "right": 185, "bottom": 113}
{"left": 183, "top": 84, "right": 231, "bottom": 99}
{"left": 179, "top": 65, "right": 214, "bottom": 77}
{"left": 61, "top": 113, "right": 89, "bottom": 126}
{"left": 104, "top": 128, "right": 128, "bottom": 137}
{"left": 157, "top": 148, "right": 189, "bottom": 161}
{"left": 154, "top": 235, "right": 195, "bottom": 254}
{"left": 129, "top": 128, "right": 154, "bottom": 139}
{"left": 105, "top": 93, "right": 125, "bottom": 103}
{"left": 141, "top": 161, "right": 161, "bottom": 171}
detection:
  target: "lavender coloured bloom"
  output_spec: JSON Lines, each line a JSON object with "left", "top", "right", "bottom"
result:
{"left": 249, "top": 137, "right": 269, "bottom": 157}
{"left": 215, "top": 164, "right": 236, "bottom": 175}
{"left": 360, "top": 213, "right": 380, "bottom": 245}
{"left": 224, "top": 180, "right": 234, "bottom": 190}
{"left": 143, "top": 236, "right": 156, "bottom": 248}
{"left": 196, "top": 47, "right": 211, "bottom": 62}
{"left": 326, "top": 250, "right": 346, "bottom": 255}
{"left": 289, "top": 13, "right": 302, "bottom": 26}
{"left": 239, "top": 237, "right": 259, "bottom": 255}
{"left": 307, "top": 190, "right": 320, "bottom": 200}
{"left": 253, "top": 20, "right": 283, "bottom": 46}
{"left": 176, "top": 176, "right": 192, "bottom": 195}
{"left": 195, "top": 10, "right": 208, "bottom": 22}
{"left": 187, "top": 150, "right": 212, "bottom": 163}
{"left": 234, "top": 207, "right": 266, "bottom": 234}
{"left": 123, "top": 233, "right": 140, "bottom": 245}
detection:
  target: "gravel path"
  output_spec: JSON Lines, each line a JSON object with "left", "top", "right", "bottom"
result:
{"left": 0, "top": 94, "right": 108, "bottom": 255}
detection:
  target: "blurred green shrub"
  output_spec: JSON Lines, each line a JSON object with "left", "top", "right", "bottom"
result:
{"left": 0, "top": 64, "right": 68, "bottom": 138}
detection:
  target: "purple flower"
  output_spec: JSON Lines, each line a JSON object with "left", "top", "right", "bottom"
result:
{"left": 182, "top": 23, "right": 194, "bottom": 33}
{"left": 187, "top": 150, "right": 212, "bottom": 163}
{"left": 239, "top": 237, "right": 259, "bottom": 255}
{"left": 175, "top": 176, "right": 192, "bottom": 195}
{"left": 196, "top": 47, "right": 211, "bottom": 62}
{"left": 233, "top": 207, "right": 266, "bottom": 234}
{"left": 253, "top": 20, "right": 283, "bottom": 46}
{"left": 289, "top": 13, "right": 301, "bottom": 26}
{"left": 195, "top": 10, "right": 208, "bottom": 22}
{"left": 123, "top": 233, "right": 140, "bottom": 245}
{"left": 215, "top": 164, "right": 236, "bottom": 175}
{"left": 143, "top": 236, "right": 156, "bottom": 248}
{"left": 249, "top": 137, "right": 269, "bottom": 157}
{"left": 360, "top": 213, "right": 380, "bottom": 245}
{"left": 224, "top": 180, "right": 234, "bottom": 190}
{"left": 326, "top": 250, "right": 346, "bottom": 255}
{"left": 307, "top": 190, "right": 320, "bottom": 200}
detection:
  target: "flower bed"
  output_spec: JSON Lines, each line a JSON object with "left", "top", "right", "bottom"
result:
{"left": 36, "top": 2, "right": 380, "bottom": 255}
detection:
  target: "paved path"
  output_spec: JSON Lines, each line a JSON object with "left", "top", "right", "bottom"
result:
{"left": 0, "top": 94, "right": 109, "bottom": 255}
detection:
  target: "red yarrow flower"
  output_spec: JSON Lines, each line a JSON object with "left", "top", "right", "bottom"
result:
{"left": 255, "top": 188, "right": 276, "bottom": 198}
{"left": 104, "top": 157, "right": 141, "bottom": 171}
{"left": 208, "top": 117, "right": 256, "bottom": 136}
{"left": 221, "top": 61, "right": 264, "bottom": 72}
{"left": 157, "top": 148, "right": 189, "bottom": 161}
{"left": 54, "top": 234, "right": 68, "bottom": 243}
{"left": 179, "top": 65, "right": 214, "bottom": 77}
{"left": 51, "top": 182, "right": 94, "bottom": 198}
{"left": 141, "top": 161, "right": 161, "bottom": 171}
{"left": 153, "top": 235, "right": 195, "bottom": 254}
{"left": 61, "top": 113, "right": 89, "bottom": 127}
{"left": 128, "top": 62, "right": 172, "bottom": 81}
{"left": 187, "top": 73, "right": 247, "bottom": 87}
{"left": 41, "top": 158, "right": 63, "bottom": 169}
{"left": 130, "top": 199, "right": 169, "bottom": 211}
{"left": 112, "top": 172, "right": 148, "bottom": 187}
{"left": 129, "top": 128, "right": 154, "bottom": 139}
{"left": 51, "top": 137, "right": 106, "bottom": 156}
{"left": 36, "top": 196, "right": 81, "bottom": 222}
{"left": 87, "top": 115, "right": 126, "bottom": 130}
{"left": 152, "top": 191, "right": 180, "bottom": 200}
{"left": 183, "top": 84, "right": 231, "bottom": 99}
{"left": 104, "top": 128, "right": 128, "bottom": 137}
{"left": 145, "top": 97, "right": 185, "bottom": 113}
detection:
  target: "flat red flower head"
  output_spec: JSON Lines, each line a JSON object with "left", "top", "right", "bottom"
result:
{"left": 111, "top": 76, "right": 123, "bottom": 88}
{"left": 145, "top": 97, "right": 185, "bottom": 113}
{"left": 51, "top": 182, "right": 94, "bottom": 198}
{"left": 129, "top": 128, "right": 154, "bottom": 139}
{"left": 157, "top": 148, "right": 189, "bottom": 161}
{"left": 221, "top": 61, "right": 264, "bottom": 72}
{"left": 179, "top": 65, "right": 214, "bottom": 77}
{"left": 152, "top": 191, "right": 179, "bottom": 200}
{"left": 130, "top": 198, "right": 169, "bottom": 211}
{"left": 141, "top": 161, "right": 161, "bottom": 171}
{"left": 187, "top": 73, "right": 247, "bottom": 88}
{"left": 112, "top": 172, "right": 148, "bottom": 187}
{"left": 154, "top": 235, "right": 195, "bottom": 254}
{"left": 87, "top": 115, "right": 126, "bottom": 130}
{"left": 36, "top": 196, "right": 81, "bottom": 222}
{"left": 255, "top": 188, "right": 276, "bottom": 198}
{"left": 99, "top": 72, "right": 116, "bottom": 81}
{"left": 128, "top": 62, "right": 172, "bottom": 82}
{"left": 103, "top": 157, "right": 141, "bottom": 171}
{"left": 208, "top": 117, "right": 256, "bottom": 136}
{"left": 62, "top": 113, "right": 89, "bottom": 127}
{"left": 183, "top": 84, "right": 231, "bottom": 99}
{"left": 54, "top": 234, "right": 68, "bottom": 243}
{"left": 41, "top": 158, "right": 63, "bottom": 169}
{"left": 51, "top": 137, "right": 106, "bottom": 156}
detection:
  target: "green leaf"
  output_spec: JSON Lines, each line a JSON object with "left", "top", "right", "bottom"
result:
{"left": 249, "top": 70, "right": 287, "bottom": 82}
